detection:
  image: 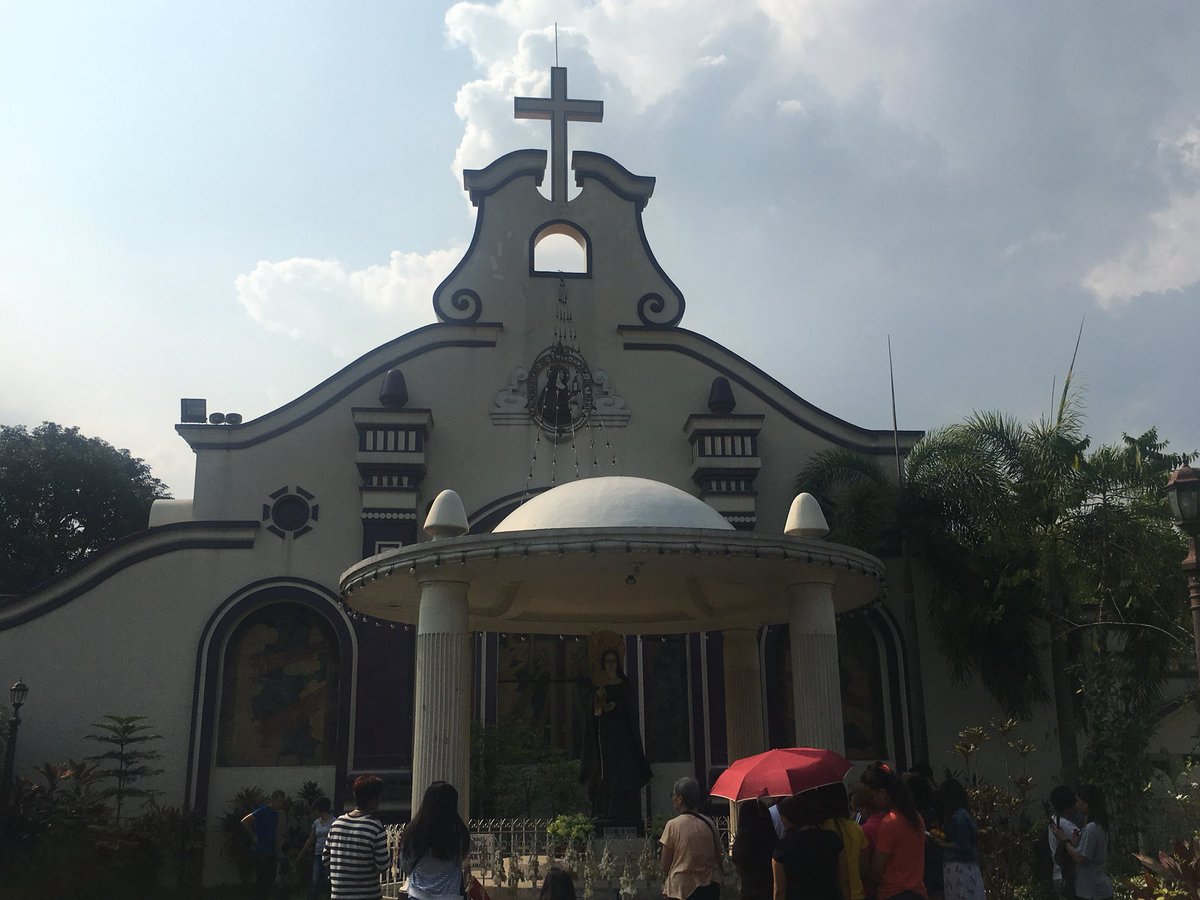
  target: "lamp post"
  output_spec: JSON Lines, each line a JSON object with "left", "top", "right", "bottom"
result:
{"left": 0, "top": 679, "right": 28, "bottom": 830}
{"left": 1166, "top": 465, "right": 1200, "bottom": 679}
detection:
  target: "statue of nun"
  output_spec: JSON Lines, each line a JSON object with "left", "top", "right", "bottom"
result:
{"left": 579, "top": 635, "right": 653, "bottom": 825}
{"left": 537, "top": 364, "right": 574, "bottom": 429}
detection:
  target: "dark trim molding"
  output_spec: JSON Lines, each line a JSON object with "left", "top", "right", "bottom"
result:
{"left": 185, "top": 580, "right": 354, "bottom": 816}
{"left": 177, "top": 334, "right": 499, "bottom": 450}
{"left": 621, "top": 333, "right": 924, "bottom": 454}
{"left": 462, "top": 149, "right": 547, "bottom": 206}
{"left": 432, "top": 194, "right": 490, "bottom": 319}
{"left": 0, "top": 521, "right": 260, "bottom": 630}
{"left": 573, "top": 151, "right": 656, "bottom": 211}
{"left": 627, "top": 203, "right": 685, "bottom": 327}
{"left": 866, "top": 604, "right": 911, "bottom": 770}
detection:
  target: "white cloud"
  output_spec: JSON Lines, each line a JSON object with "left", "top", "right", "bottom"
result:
{"left": 1084, "top": 124, "right": 1200, "bottom": 305}
{"left": 1083, "top": 190, "right": 1200, "bottom": 306}
{"left": 234, "top": 247, "right": 463, "bottom": 357}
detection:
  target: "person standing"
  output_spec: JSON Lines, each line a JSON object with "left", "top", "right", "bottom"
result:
{"left": 861, "top": 763, "right": 927, "bottom": 900}
{"left": 852, "top": 782, "right": 886, "bottom": 855}
{"left": 937, "top": 779, "right": 985, "bottom": 900}
{"left": 906, "top": 771, "right": 943, "bottom": 900}
{"left": 660, "top": 776, "right": 724, "bottom": 900}
{"left": 771, "top": 792, "right": 843, "bottom": 900}
{"left": 1054, "top": 785, "right": 1112, "bottom": 900}
{"left": 401, "top": 781, "right": 471, "bottom": 900}
{"left": 1048, "top": 786, "right": 1081, "bottom": 898}
{"left": 298, "top": 796, "right": 336, "bottom": 899}
{"left": 815, "top": 782, "right": 869, "bottom": 900}
{"left": 242, "top": 790, "right": 288, "bottom": 900}
{"left": 323, "top": 775, "right": 390, "bottom": 900}
{"left": 733, "top": 798, "right": 778, "bottom": 900}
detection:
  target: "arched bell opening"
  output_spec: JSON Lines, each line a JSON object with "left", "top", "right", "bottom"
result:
{"left": 530, "top": 220, "right": 591, "bottom": 276}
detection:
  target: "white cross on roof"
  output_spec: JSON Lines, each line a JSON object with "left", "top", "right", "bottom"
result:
{"left": 514, "top": 67, "right": 603, "bottom": 203}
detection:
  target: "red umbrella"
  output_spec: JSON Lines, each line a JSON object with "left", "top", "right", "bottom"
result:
{"left": 710, "top": 747, "right": 853, "bottom": 801}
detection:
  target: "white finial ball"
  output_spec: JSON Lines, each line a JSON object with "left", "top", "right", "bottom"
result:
{"left": 784, "top": 492, "right": 829, "bottom": 538}
{"left": 425, "top": 489, "right": 469, "bottom": 539}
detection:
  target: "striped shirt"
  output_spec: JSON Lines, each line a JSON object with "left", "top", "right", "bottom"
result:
{"left": 406, "top": 851, "right": 463, "bottom": 900}
{"left": 322, "top": 812, "right": 389, "bottom": 899}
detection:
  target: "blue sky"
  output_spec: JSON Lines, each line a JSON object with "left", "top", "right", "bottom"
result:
{"left": 3, "top": 2, "right": 1198, "bottom": 496}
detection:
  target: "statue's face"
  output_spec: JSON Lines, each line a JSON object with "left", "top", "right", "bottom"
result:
{"left": 603, "top": 651, "right": 619, "bottom": 678}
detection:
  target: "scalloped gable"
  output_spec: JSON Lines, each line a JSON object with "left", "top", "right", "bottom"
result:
{"left": 432, "top": 149, "right": 685, "bottom": 331}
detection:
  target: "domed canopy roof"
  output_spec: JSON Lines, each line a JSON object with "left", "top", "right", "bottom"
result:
{"left": 494, "top": 476, "right": 735, "bottom": 532}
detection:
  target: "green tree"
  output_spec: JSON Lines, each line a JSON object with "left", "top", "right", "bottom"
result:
{"left": 0, "top": 422, "right": 170, "bottom": 594}
{"left": 795, "top": 424, "right": 1011, "bottom": 762}
{"left": 799, "top": 404, "right": 1191, "bottom": 783}
{"left": 84, "top": 715, "right": 164, "bottom": 823}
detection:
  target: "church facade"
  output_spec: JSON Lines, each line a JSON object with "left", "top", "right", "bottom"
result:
{"left": 0, "top": 69, "right": 1066, "bottom": 881}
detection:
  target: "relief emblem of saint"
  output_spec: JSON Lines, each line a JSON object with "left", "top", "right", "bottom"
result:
{"left": 527, "top": 345, "right": 594, "bottom": 434}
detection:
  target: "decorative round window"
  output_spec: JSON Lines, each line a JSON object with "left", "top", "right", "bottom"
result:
{"left": 262, "top": 486, "right": 319, "bottom": 539}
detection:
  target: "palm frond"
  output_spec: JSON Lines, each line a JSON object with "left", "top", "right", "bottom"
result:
{"left": 794, "top": 448, "right": 889, "bottom": 495}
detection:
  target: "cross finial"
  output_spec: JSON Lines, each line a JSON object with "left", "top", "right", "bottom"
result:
{"left": 514, "top": 67, "right": 603, "bottom": 203}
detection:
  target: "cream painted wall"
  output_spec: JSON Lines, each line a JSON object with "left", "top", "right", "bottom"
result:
{"left": 893, "top": 561, "right": 1065, "bottom": 789}
{"left": 0, "top": 547, "right": 266, "bottom": 802}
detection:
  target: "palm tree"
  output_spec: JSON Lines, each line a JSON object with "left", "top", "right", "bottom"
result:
{"left": 799, "top": 405, "right": 1190, "bottom": 781}
{"left": 795, "top": 425, "right": 1006, "bottom": 764}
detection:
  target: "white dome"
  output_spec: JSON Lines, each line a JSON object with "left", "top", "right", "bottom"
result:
{"left": 494, "top": 476, "right": 735, "bottom": 532}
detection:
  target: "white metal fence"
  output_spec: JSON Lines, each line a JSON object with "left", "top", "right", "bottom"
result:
{"left": 380, "top": 817, "right": 733, "bottom": 899}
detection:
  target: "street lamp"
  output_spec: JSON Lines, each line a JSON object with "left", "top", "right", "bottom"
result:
{"left": 1166, "top": 464, "right": 1200, "bottom": 678}
{"left": 0, "top": 678, "right": 28, "bottom": 830}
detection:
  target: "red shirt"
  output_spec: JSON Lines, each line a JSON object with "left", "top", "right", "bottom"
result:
{"left": 874, "top": 811, "right": 927, "bottom": 900}
{"left": 861, "top": 811, "right": 887, "bottom": 851}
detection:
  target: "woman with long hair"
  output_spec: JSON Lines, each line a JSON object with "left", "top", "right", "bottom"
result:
{"left": 905, "top": 771, "right": 943, "bottom": 900}
{"left": 814, "top": 782, "right": 868, "bottom": 900}
{"left": 861, "top": 763, "right": 927, "bottom": 900}
{"left": 937, "top": 778, "right": 984, "bottom": 900}
{"left": 733, "top": 797, "right": 778, "bottom": 900}
{"left": 540, "top": 867, "right": 577, "bottom": 900}
{"left": 401, "top": 781, "right": 472, "bottom": 900}
{"left": 1055, "top": 784, "right": 1111, "bottom": 900}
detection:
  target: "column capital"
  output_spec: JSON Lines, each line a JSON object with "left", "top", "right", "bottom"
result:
{"left": 415, "top": 572, "right": 471, "bottom": 588}
{"left": 416, "top": 579, "right": 469, "bottom": 634}
{"left": 786, "top": 571, "right": 838, "bottom": 591}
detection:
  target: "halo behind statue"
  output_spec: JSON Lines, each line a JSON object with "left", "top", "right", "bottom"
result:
{"left": 588, "top": 630, "right": 625, "bottom": 685}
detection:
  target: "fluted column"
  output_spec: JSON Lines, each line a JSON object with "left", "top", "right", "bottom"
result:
{"left": 787, "top": 576, "right": 845, "bottom": 753}
{"left": 411, "top": 578, "right": 472, "bottom": 817}
{"left": 723, "top": 628, "right": 766, "bottom": 762}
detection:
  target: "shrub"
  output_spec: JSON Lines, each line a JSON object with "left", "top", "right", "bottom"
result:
{"left": 547, "top": 812, "right": 595, "bottom": 846}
